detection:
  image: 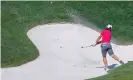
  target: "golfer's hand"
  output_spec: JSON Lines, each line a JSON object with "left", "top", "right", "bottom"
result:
{"left": 95, "top": 41, "right": 101, "bottom": 45}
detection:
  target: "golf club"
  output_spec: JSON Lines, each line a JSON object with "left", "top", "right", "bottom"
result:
{"left": 81, "top": 44, "right": 96, "bottom": 48}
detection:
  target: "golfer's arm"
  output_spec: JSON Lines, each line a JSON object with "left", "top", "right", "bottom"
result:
{"left": 95, "top": 35, "right": 102, "bottom": 45}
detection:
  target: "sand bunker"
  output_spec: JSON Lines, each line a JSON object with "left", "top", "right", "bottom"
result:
{"left": 2, "top": 23, "right": 133, "bottom": 80}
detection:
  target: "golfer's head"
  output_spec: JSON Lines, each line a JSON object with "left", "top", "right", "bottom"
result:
{"left": 106, "top": 24, "right": 112, "bottom": 30}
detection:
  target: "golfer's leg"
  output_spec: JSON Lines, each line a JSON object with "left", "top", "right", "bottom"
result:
{"left": 101, "top": 45, "right": 108, "bottom": 68}
{"left": 108, "top": 48, "right": 124, "bottom": 64}
{"left": 103, "top": 56, "right": 108, "bottom": 68}
{"left": 111, "top": 55, "right": 120, "bottom": 62}
{"left": 108, "top": 48, "right": 120, "bottom": 62}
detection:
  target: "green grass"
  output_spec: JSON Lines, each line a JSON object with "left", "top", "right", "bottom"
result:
{"left": 1, "top": 1, "right": 71, "bottom": 68}
{"left": 66, "top": 2, "right": 133, "bottom": 44}
{"left": 2, "top": 1, "right": 133, "bottom": 80}
{"left": 89, "top": 62, "right": 133, "bottom": 80}
{"left": 1, "top": 1, "right": 133, "bottom": 70}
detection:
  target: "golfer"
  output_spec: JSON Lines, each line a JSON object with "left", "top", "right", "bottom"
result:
{"left": 95, "top": 24, "right": 124, "bottom": 70}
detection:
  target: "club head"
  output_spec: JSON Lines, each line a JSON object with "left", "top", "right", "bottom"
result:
{"left": 91, "top": 44, "right": 96, "bottom": 47}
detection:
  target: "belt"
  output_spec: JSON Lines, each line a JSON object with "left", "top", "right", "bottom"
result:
{"left": 101, "top": 42, "right": 110, "bottom": 44}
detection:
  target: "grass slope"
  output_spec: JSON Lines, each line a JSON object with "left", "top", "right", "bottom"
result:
{"left": 1, "top": 1, "right": 133, "bottom": 70}
{"left": 89, "top": 62, "right": 133, "bottom": 80}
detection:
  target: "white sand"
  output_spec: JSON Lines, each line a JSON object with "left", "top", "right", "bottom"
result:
{"left": 1, "top": 23, "right": 133, "bottom": 80}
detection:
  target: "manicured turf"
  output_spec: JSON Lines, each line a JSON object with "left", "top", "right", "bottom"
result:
{"left": 89, "top": 62, "right": 133, "bottom": 80}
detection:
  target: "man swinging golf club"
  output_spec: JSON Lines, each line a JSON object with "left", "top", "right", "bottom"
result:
{"left": 95, "top": 24, "right": 124, "bottom": 70}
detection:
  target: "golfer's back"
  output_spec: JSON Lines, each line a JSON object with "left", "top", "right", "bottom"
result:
{"left": 101, "top": 29, "right": 112, "bottom": 43}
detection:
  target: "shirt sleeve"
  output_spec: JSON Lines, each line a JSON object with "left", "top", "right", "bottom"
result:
{"left": 100, "top": 30, "right": 104, "bottom": 36}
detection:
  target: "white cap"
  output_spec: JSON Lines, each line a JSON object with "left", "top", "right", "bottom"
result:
{"left": 106, "top": 24, "right": 112, "bottom": 29}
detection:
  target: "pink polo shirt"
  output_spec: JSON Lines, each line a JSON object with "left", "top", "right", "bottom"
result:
{"left": 100, "top": 29, "right": 112, "bottom": 43}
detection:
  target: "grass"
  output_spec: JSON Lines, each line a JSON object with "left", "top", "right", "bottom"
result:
{"left": 66, "top": 2, "right": 133, "bottom": 44}
{"left": 89, "top": 62, "right": 133, "bottom": 80}
{"left": 1, "top": 1, "right": 133, "bottom": 80}
{"left": 1, "top": 1, "right": 71, "bottom": 68}
{"left": 1, "top": 1, "right": 133, "bottom": 77}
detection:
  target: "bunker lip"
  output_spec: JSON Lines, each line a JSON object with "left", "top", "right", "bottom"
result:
{"left": 2, "top": 23, "right": 133, "bottom": 80}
